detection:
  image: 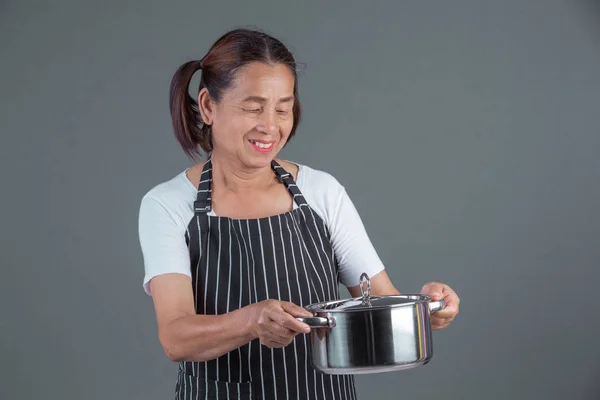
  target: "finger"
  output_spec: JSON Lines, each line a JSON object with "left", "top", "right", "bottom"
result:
{"left": 261, "top": 331, "right": 294, "bottom": 348}
{"left": 430, "top": 292, "right": 444, "bottom": 301}
{"left": 279, "top": 314, "right": 311, "bottom": 334}
{"left": 432, "top": 307, "right": 456, "bottom": 319}
{"left": 260, "top": 332, "right": 289, "bottom": 347}
{"left": 433, "top": 296, "right": 459, "bottom": 318}
{"left": 431, "top": 322, "right": 449, "bottom": 331}
{"left": 430, "top": 316, "right": 452, "bottom": 326}
{"left": 421, "top": 282, "right": 445, "bottom": 298}
{"left": 431, "top": 312, "right": 455, "bottom": 321}
{"left": 430, "top": 312, "right": 454, "bottom": 322}
{"left": 260, "top": 338, "right": 289, "bottom": 348}
{"left": 280, "top": 301, "right": 314, "bottom": 318}
{"left": 430, "top": 315, "right": 453, "bottom": 327}
{"left": 271, "top": 306, "right": 311, "bottom": 334}
{"left": 266, "top": 320, "right": 300, "bottom": 340}
{"left": 430, "top": 317, "right": 454, "bottom": 330}
{"left": 441, "top": 295, "right": 459, "bottom": 309}
{"left": 263, "top": 337, "right": 291, "bottom": 348}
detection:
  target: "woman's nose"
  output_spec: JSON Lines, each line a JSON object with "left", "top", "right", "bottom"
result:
{"left": 256, "top": 110, "right": 277, "bottom": 133}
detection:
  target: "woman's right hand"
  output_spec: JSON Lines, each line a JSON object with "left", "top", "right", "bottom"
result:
{"left": 244, "top": 300, "right": 314, "bottom": 348}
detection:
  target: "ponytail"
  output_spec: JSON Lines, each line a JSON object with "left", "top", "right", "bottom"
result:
{"left": 169, "top": 60, "right": 212, "bottom": 160}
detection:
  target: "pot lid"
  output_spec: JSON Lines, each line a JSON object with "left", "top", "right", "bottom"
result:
{"left": 310, "top": 295, "right": 428, "bottom": 311}
{"left": 306, "top": 273, "right": 431, "bottom": 312}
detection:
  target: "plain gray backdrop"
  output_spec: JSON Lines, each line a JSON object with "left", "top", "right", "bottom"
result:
{"left": 2, "top": 0, "right": 599, "bottom": 399}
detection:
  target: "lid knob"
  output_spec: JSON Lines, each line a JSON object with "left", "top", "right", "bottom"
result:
{"left": 359, "top": 272, "right": 372, "bottom": 307}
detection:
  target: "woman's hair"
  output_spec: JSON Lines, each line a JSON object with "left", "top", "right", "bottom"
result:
{"left": 169, "top": 28, "right": 303, "bottom": 160}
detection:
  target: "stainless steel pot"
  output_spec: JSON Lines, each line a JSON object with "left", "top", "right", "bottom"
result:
{"left": 297, "top": 273, "right": 445, "bottom": 375}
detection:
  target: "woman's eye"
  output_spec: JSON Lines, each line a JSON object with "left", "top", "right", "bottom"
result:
{"left": 276, "top": 110, "right": 289, "bottom": 115}
{"left": 245, "top": 108, "right": 261, "bottom": 113}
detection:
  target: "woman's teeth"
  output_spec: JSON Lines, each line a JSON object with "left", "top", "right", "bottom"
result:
{"left": 250, "top": 140, "right": 273, "bottom": 149}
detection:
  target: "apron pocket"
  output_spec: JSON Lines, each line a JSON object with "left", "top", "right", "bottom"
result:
{"left": 175, "top": 371, "right": 253, "bottom": 399}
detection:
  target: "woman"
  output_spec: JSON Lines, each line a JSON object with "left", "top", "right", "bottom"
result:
{"left": 138, "top": 28, "right": 460, "bottom": 400}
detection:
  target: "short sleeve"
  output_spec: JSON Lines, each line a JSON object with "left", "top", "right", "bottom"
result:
{"left": 327, "top": 187, "right": 386, "bottom": 288}
{"left": 138, "top": 194, "right": 192, "bottom": 295}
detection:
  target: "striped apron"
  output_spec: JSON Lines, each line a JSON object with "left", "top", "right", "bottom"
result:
{"left": 175, "top": 158, "right": 358, "bottom": 400}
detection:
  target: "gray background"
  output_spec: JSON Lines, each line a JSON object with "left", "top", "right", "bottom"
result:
{"left": 2, "top": 0, "right": 599, "bottom": 399}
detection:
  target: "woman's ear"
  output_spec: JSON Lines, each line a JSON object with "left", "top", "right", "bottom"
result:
{"left": 197, "top": 88, "right": 213, "bottom": 126}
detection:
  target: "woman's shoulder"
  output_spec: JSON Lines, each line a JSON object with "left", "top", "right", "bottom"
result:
{"left": 278, "top": 159, "right": 344, "bottom": 191}
{"left": 139, "top": 169, "right": 197, "bottom": 228}
{"left": 281, "top": 160, "right": 348, "bottom": 222}
{"left": 142, "top": 170, "right": 195, "bottom": 202}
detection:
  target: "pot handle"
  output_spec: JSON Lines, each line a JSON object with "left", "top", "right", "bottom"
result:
{"left": 429, "top": 299, "right": 446, "bottom": 313}
{"left": 296, "top": 316, "right": 336, "bottom": 329}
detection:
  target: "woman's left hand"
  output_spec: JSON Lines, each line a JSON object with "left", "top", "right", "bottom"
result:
{"left": 420, "top": 282, "right": 460, "bottom": 330}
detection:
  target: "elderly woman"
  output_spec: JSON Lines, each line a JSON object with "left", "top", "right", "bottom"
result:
{"left": 138, "top": 28, "right": 460, "bottom": 400}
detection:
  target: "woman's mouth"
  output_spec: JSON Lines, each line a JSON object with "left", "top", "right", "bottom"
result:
{"left": 248, "top": 139, "right": 274, "bottom": 152}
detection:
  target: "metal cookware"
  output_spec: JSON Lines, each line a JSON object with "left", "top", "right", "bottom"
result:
{"left": 297, "top": 273, "right": 445, "bottom": 375}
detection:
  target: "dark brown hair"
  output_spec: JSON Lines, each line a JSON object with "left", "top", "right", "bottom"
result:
{"left": 169, "top": 28, "right": 303, "bottom": 160}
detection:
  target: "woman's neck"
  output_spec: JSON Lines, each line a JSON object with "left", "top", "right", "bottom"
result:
{"left": 209, "top": 152, "right": 276, "bottom": 193}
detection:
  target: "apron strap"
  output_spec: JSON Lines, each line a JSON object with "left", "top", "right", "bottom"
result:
{"left": 271, "top": 160, "right": 308, "bottom": 208}
{"left": 193, "top": 158, "right": 308, "bottom": 215}
{"left": 194, "top": 159, "right": 213, "bottom": 214}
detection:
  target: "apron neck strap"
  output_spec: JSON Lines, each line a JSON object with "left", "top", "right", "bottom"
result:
{"left": 193, "top": 158, "right": 307, "bottom": 215}
{"left": 193, "top": 159, "right": 213, "bottom": 214}
{"left": 271, "top": 160, "right": 308, "bottom": 208}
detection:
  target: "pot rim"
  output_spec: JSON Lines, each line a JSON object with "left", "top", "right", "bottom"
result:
{"left": 304, "top": 294, "right": 435, "bottom": 313}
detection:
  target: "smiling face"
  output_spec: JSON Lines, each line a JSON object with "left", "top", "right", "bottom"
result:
{"left": 198, "top": 61, "right": 296, "bottom": 169}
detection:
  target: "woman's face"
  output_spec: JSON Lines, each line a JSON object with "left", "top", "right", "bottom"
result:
{"left": 201, "top": 62, "right": 296, "bottom": 169}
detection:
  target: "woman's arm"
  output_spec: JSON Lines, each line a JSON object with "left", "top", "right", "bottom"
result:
{"left": 150, "top": 273, "right": 255, "bottom": 362}
{"left": 139, "top": 195, "right": 254, "bottom": 361}
{"left": 150, "top": 273, "right": 313, "bottom": 362}
{"left": 347, "top": 269, "right": 400, "bottom": 297}
{"left": 139, "top": 193, "right": 313, "bottom": 362}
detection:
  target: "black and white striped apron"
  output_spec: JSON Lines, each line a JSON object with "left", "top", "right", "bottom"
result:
{"left": 175, "top": 158, "right": 358, "bottom": 400}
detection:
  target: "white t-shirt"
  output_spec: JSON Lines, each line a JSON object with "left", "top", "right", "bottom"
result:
{"left": 138, "top": 162, "right": 385, "bottom": 296}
